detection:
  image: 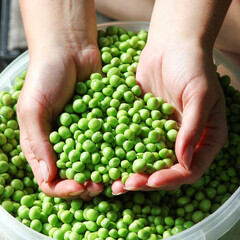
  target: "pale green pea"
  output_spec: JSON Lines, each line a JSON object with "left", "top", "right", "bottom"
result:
{"left": 88, "top": 98, "right": 99, "bottom": 108}
{"left": 119, "top": 42, "right": 131, "bottom": 52}
{"left": 109, "top": 168, "right": 121, "bottom": 180}
{"left": 73, "top": 99, "right": 87, "bottom": 113}
{"left": 118, "top": 116, "right": 129, "bottom": 124}
{"left": 60, "top": 113, "right": 72, "bottom": 126}
{"left": 30, "top": 219, "right": 42, "bottom": 232}
{"left": 132, "top": 159, "right": 147, "bottom": 173}
{"left": 103, "top": 87, "right": 113, "bottom": 96}
{"left": 166, "top": 129, "right": 178, "bottom": 142}
{"left": 139, "top": 109, "right": 150, "bottom": 121}
{"left": 115, "top": 134, "right": 127, "bottom": 146}
{"left": 161, "top": 103, "right": 174, "bottom": 115}
{"left": 110, "top": 75, "right": 121, "bottom": 87}
{"left": 135, "top": 142, "right": 146, "bottom": 153}
{"left": 109, "top": 157, "right": 120, "bottom": 168}
{"left": 123, "top": 140, "right": 134, "bottom": 151}
{"left": 123, "top": 91, "right": 135, "bottom": 103}
{"left": 107, "top": 67, "right": 120, "bottom": 77}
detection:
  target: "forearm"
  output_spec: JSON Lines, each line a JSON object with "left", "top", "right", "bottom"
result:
{"left": 149, "top": 0, "right": 232, "bottom": 50}
{"left": 95, "top": 0, "right": 154, "bottom": 21}
{"left": 19, "top": 0, "right": 97, "bottom": 55}
{"left": 215, "top": 0, "right": 240, "bottom": 54}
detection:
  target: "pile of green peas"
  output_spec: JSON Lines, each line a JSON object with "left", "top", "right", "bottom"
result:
{"left": 50, "top": 77, "right": 177, "bottom": 187}
{"left": 0, "top": 25, "right": 239, "bottom": 240}
{"left": 49, "top": 25, "right": 179, "bottom": 189}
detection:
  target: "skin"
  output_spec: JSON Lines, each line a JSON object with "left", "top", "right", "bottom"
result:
{"left": 18, "top": 0, "right": 103, "bottom": 200}
{"left": 112, "top": 0, "right": 230, "bottom": 194}
{"left": 19, "top": 0, "right": 235, "bottom": 198}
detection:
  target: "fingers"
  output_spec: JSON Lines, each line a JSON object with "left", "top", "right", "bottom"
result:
{"left": 111, "top": 179, "right": 126, "bottom": 195}
{"left": 124, "top": 173, "right": 149, "bottom": 191}
{"left": 175, "top": 76, "right": 217, "bottom": 170}
{"left": 148, "top": 98, "right": 227, "bottom": 188}
{"left": 79, "top": 181, "right": 103, "bottom": 201}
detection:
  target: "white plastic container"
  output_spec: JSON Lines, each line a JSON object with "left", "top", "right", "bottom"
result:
{"left": 0, "top": 21, "right": 239, "bottom": 240}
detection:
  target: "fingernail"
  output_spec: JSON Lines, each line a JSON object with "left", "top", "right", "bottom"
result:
{"left": 88, "top": 190, "right": 102, "bottom": 197}
{"left": 146, "top": 183, "right": 157, "bottom": 188}
{"left": 183, "top": 146, "right": 194, "bottom": 170}
{"left": 39, "top": 160, "right": 49, "bottom": 183}
{"left": 123, "top": 187, "right": 137, "bottom": 191}
{"left": 69, "top": 190, "right": 85, "bottom": 197}
{"left": 112, "top": 191, "right": 125, "bottom": 196}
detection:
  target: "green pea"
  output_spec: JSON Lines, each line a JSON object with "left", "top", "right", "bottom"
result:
{"left": 161, "top": 103, "right": 174, "bottom": 115}
{"left": 59, "top": 113, "right": 72, "bottom": 126}
{"left": 109, "top": 168, "right": 121, "bottom": 180}
{"left": 0, "top": 161, "right": 9, "bottom": 173}
{"left": 192, "top": 210, "right": 204, "bottom": 223}
{"left": 132, "top": 159, "right": 147, "bottom": 173}
{"left": 166, "top": 129, "right": 178, "bottom": 142}
{"left": 82, "top": 140, "right": 96, "bottom": 153}
{"left": 30, "top": 219, "right": 42, "bottom": 232}
{"left": 91, "top": 171, "right": 102, "bottom": 183}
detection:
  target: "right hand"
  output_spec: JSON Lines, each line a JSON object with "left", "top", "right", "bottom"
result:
{"left": 17, "top": 41, "right": 103, "bottom": 201}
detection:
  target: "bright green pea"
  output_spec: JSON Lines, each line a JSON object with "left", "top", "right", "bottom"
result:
{"left": 119, "top": 42, "right": 131, "bottom": 52}
{"left": 82, "top": 140, "right": 96, "bottom": 153}
{"left": 74, "top": 173, "right": 87, "bottom": 183}
{"left": 58, "top": 126, "right": 71, "bottom": 140}
{"left": 139, "top": 109, "right": 150, "bottom": 121}
{"left": 120, "top": 53, "right": 132, "bottom": 64}
{"left": 59, "top": 113, "right": 72, "bottom": 126}
{"left": 91, "top": 171, "right": 102, "bottom": 183}
{"left": 110, "top": 75, "right": 121, "bottom": 87}
{"left": 29, "top": 206, "right": 42, "bottom": 220}
{"left": 166, "top": 129, "right": 178, "bottom": 142}
{"left": 4, "top": 128, "right": 15, "bottom": 139}
{"left": 109, "top": 157, "right": 121, "bottom": 168}
{"left": 132, "top": 159, "right": 147, "bottom": 173}
{"left": 102, "top": 52, "right": 112, "bottom": 64}
{"left": 73, "top": 99, "right": 87, "bottom": 113}
{"left": 135, "top": 142, "right": 146, "bottom": 153}
{"left": 30, "top": 219, "right": 42, "bottom": 232}
{"left": 124, "top": 129, "right": 135, "bottom": 140}
{"left": 109, "top": 168, "right": 121, "bottom": 180}
{"left": 88, "top": 118, "right": 101, "bottom": 132}
{"left": 161, "top": 103, "right": 174, "bottom": 115}
{"left": 123, "top": 91, "right": 135, "bottom": 103}
{"left": 107, "top": 67, "right": 120, "bottom": 78}
{"left": 123, "top": 140, "right": 134, "bottom": 151}
{"left": 0, "top": 106, "right": 14, "bottom": 119}
{"left": 49, "top": 131, "right": 61, "bottom": 144}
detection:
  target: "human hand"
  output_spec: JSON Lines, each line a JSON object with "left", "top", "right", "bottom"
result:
{"left": 112, "top": 0, "right": 230, "bottom": 195}
{"left": 17, "top": 0, "right": 103, "bottom": 200}
{"left": 17, "top": 44, "right": 103, "bottom": 200}
{"left": 112, "top": 40, "right": 228, "bottom": 194}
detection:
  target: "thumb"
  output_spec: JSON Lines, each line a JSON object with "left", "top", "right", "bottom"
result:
{"left": 18, "top": 94, "right": 57, "bottom": 183}
{"left": 175, "top": 83, "right": 214, "bottom": 170}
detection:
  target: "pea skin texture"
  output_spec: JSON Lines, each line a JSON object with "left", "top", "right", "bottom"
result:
{"left": 0, "top": 25, "right": 240, "bottom": 240}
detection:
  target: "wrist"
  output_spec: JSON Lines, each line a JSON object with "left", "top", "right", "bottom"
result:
{"left": 20, "top": 0, "right": 98, "bottom": 58}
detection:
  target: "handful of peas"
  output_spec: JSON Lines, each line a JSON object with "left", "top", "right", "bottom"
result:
{"left": 0, "top": 25, "right": 239, "bottom": 240}
{"left": 49, "top": 46, "right": 179, "bottom": 190}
